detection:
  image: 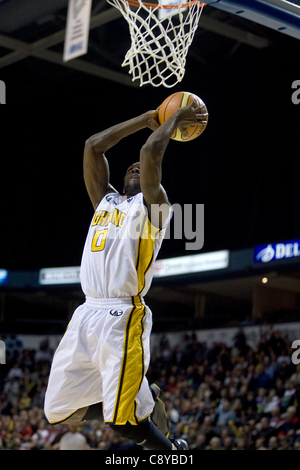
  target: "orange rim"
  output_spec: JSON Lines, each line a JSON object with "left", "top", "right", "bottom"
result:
{"left": 126, "top": 0, "right": 205, "bottom": 9}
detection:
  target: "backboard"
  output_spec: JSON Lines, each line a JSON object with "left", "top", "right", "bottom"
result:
{"left": 206, "top": 0, "right": 300, "bottom": 39}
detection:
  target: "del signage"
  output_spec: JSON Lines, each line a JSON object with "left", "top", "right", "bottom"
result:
{"left": 254, "top": 240, "right": 300, "bottom": 263}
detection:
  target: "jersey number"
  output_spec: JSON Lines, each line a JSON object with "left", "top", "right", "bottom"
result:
{"left": 91, "top": 229, "right": 108, "bottom": 252}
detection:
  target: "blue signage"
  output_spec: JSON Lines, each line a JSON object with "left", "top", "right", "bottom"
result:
{"left": 254, "top": 240, "right": 300, "bottom": 263}
{"left": 0, "top": 270, "right": 8, "bottom": 285}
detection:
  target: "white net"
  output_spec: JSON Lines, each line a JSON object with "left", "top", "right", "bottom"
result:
{"left": 106, "top": 0, "right": 204, "bottom": 87}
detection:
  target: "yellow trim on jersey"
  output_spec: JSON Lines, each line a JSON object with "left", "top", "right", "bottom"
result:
{"left": 111, "top": 296, "right": 147, "bottom": 425}
{"left": 109, "top": 214, "right": 161, "bottom": 425}
{"left": 135, "top": 214, "right": 161, "bottom": 295}
{"left": 48, "top": 410, "right": 78, "bottom": 425}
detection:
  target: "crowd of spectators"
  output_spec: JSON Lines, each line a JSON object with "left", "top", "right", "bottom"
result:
{"left": 1, "top": 325, "right": 300, "bottom": 450}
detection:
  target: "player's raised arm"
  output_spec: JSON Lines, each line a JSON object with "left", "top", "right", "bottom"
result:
{"left": 84, "top": 111, "right": 159, "bottom": 210}
{"left": 140, "top": 101, "right": 206, "bottom": 227}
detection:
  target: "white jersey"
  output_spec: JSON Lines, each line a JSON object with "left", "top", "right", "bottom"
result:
{"left": 45, "top": 192, "right": 171, "bottom": 426}
{"left": 80, "top": 192, "right": 170, "bottom": 299}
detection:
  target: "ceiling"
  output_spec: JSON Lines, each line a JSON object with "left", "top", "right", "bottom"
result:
{"left": 0, "top": 0, "right": 297, "bottom": 88}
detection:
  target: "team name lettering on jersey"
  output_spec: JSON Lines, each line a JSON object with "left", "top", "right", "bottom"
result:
{"left": 92, "top": 209, "right": 127, "bottom": 228}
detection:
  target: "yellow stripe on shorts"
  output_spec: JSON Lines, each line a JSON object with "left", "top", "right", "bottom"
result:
{"left": 111, "top": 296, "right": 147, "bottom": 425}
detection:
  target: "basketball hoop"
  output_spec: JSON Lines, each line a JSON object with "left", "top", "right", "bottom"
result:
{"left": 106, "top": 0, "right": 205, "bottom": 87}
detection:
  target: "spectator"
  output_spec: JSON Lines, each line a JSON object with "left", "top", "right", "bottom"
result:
{"left": 278, "top": 406, "right": 300, "bottom": 438}
{"left": 269, "top": 406, "right": 284, "bottom": 430}
{"left": 255, "top": 436, "right": 266, "bottom": 450}
{"left": 268, "top": 435, "right": 279, "bottom": 450}
{"left": 58, "top": 424, "right": 90, "bottom": 450}
{"left": 1, "top": 326, "right": 300, "bottom": 450}
{"left": 277, "top": 349, "right": 291, "bottom": 367}
{"left": 236, "top": 436, "right": 247, "bottom": 450}
{"left": 233, "top": 328, "right": 248, "bottom": 356}
{"left": 192, "top": 432, "right": 207, "bottom": 450}
{"left": 263, "top": 356, "right": 277, "bottom": 386}
{"left": 276, "top": 361, "right": 291, "bottom": 383}
{"left": 166, "top": 375, "right": 178, "bottom": 394}
{"left": 255, "top": 387, "right": 268, "bottom": 414}
{"left": 223, "top": 435, "right": 234, "bottom": 450}
{"left": 18, "top": 391, "right": 31, "bottom": 411}
{"left": 257, "top": 417, "right": 274, "bottom": 442}
{"left": 264, "top": 389, "right": 280, "bottom": 414}
{"left": 274, "top": 377, "right": 286, "bottom": 399}
{"left": 216, "top": 399, "right": 236, "bottom": 427}
{"left": 18, "top": 417, "right": 34, "bottom": 441}
{"left": 255, "top": 364, "right": 270, "bottom": 390}
{"left": 31, "top": 419, "right": 49, "bottom": 450}
{"left": 278, "top": 436, "right": 293, "bottom": 450}
{"left": 208, "top": 436, "right": 222, "bottom": 450}
{"left": 3, "top": 377, "right": 19, "bottom": 404}
{"left": 287, "top": 364, "right": 300, "bottom": 387}
{"left": 198, "top": 415, "right": 215, "bottom": 442}
{"left": 244, "top": 418, "right": 259, "bottom": 447}
{"left": 242, "top": 390, "right": 257, "bottom": 418}
{"left": 281, "top": 380, "right": 297, "bottom": 410}
{"left": 7, "top": 363, "right": 23, "bottom": 380}
{"left": 231, "top": 398, "right": 243, "bottom": 423}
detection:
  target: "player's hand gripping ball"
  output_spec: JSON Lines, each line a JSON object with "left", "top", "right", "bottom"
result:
{"left": 158, "top": 91, "right": 208, "bottom": 142}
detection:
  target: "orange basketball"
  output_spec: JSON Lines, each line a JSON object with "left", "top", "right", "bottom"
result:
{"left": 158, "top": 91, "right": 208, "bottom": 142}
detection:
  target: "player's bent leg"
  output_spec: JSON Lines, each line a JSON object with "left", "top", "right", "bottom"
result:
{"left": 109, "top": 418, "right": 188, "bottom": 450}
{"left": 150, "top": 383, "right": 170, "bottom": 437}
{"left": 110, "top": 418, "right": 172, "bottom": 450}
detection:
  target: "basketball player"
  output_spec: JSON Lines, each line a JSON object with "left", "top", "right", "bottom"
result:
{"left": 44, "top": 100, "right": 208, "bottom": 450}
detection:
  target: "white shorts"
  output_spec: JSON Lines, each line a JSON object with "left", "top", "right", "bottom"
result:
{"left": 44, "top": 295, "right": 154, "bottom": 426}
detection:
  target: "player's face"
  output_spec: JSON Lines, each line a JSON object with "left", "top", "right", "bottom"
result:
{"left": 123, "top": 162, "right": 141, "bottom": 195}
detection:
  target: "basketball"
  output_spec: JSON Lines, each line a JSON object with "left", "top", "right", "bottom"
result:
{"left": 158, "top": 91, "right": 208, "bottom": 142}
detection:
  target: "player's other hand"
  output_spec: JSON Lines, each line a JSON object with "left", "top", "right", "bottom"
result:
{"left": 177, "top": 99, "right": 208, "bottom": 137}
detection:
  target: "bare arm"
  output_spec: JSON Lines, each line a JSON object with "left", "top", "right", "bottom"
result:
{"left": 84, "top": 112, "right": 159, "bottom": 210}
{"left": 140, "top": 100, "right": 208, "bottom": 227}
